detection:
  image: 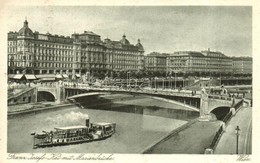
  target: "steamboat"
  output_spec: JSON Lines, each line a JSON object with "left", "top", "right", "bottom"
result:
{"left": 31, "top": 118, "right": 116, "bottom": 149}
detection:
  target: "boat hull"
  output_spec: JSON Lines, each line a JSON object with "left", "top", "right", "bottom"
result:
{"left": 34, "top": 134, "right": 112, "bottom": 149}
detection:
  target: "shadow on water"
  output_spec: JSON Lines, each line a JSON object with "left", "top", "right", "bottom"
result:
{"left": 75, "top": 95, "right": 199, "bottom": 121}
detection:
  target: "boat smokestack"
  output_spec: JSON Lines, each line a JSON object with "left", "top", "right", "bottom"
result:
{"left": 86, "top": 118, "right": 90, "bottom": 127}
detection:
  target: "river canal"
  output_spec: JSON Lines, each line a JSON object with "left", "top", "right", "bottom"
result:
{"left": 8, "top": 94, "right": 199, "bottom": 153}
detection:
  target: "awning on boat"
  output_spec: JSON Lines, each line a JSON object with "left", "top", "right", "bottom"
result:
{"left": 62, "top": 74, "right": 69, "bottom": 78}
{"left": 54, "top": 125, "right": 88, "bottom": 130}
{"left": 25, "top": 74, "right": 37, "bottom": 80}
{"left": 56, "top": 74, "right": 63, "bottom": 79}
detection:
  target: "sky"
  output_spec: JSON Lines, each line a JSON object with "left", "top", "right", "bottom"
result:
{"left": 5, "top": 6, "right": 252, "bottom": 57}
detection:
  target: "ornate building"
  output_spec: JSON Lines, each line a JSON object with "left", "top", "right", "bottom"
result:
{"left": 7, "top": 20, "right": 145, "bottom": 80}
{"left": 104, "top": 35, "right": 144, "bottom": 77}
{"left": 144, "top": 52, "right": 168, "bottom": 73}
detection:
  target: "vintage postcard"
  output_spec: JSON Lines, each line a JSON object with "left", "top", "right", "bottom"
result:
{"left": 0, "top": 0, "right": 259, "bottom": 163}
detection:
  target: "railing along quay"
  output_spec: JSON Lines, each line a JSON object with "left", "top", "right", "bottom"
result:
{"left": 206, "top": 98, "right": 244, "bottom": 153}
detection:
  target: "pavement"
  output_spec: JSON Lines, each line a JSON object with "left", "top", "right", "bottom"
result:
{"left": 214, "top": 106, "right": 252, "bottom": 154}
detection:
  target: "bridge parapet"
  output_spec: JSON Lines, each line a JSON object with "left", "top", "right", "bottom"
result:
{"left": 8, "top": 87, "right": 37, "bottom": 105}
{"left": 35, "top": 84, "right": 238, "bottom": 112}
{"left": 208, "top": 95, "right": 232, "bottom": 101}
{"left": 64, "top": 86, "right": 201, "bottom": 99}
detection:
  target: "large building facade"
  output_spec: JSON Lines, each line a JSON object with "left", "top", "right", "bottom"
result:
{"left": 232, "top": 56, "right": 252, "bottom": 75}
{"left": 7, "top": 20, "right": 145, "bottom": 79}
{"left": 8, "top": 20, "right": 252, "bottom": 80}
{"left": 166, "top": 49, "right": 251, "bottom": 76}
{"left": 167, "top": 51, "right": 208, "bottom": 74}
{"left": 144, "top": 52, "right": 168, "bottom": 73}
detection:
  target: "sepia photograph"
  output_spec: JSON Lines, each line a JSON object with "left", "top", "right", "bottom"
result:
{"left": 1, "top": 2, "right": 258, "bottom": 163}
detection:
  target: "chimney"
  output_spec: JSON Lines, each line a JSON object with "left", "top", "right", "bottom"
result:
{"left": 208, "top": 48, "right": 210, "bottom": 52}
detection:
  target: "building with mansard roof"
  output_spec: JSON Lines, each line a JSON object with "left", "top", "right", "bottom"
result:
{"left": 103, "top": 35, "right": 145, "bottom": 75}
{"left": 7, "top": 19, "right": 145, "bottom": 80}
{"left": 144, "top": 52, "right": 168, "bottom": 73}
{"left": 167, "top": 49, "right": 233, "bottom": 75}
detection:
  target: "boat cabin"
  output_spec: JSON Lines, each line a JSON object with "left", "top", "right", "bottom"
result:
{"left": 53, "top": 125, "right": 89, "bottom": 139}
{"left": 91, "top": 123, "right": 116, "bottom": 135}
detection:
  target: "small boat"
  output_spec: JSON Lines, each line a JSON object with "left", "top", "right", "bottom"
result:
{"left": 31, "top": 118, "right": 116, "bottom": 149}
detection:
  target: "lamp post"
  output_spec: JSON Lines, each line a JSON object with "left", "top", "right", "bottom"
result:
{"left": 127, "top": 72, "right": 130, "bottom": 89}
{"left": 154, "top": 77, "right": 157, "bottom": 90}
{"left": 220, "top": 72, "right": 222, "bottom": 86}
{"left": 174, "top": 71, "right": 177, "bottom": 90}
{"left": 235, "top": 125, "right": 240, "bottom": 154}
{"left": 170, "top": 71, "right": 172, "bottom": 89}
{"left": 168, "top": 77, "right": 171, "bottom": 89}
{"left": 162, "top": 79, "right": 164, "bottom": 89}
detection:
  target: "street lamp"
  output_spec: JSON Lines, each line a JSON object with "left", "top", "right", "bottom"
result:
{"left": 162, "top": 78, "right": 165, "bottom": 89}
{"left": 127, "top": 72, "right": 130, "bottom": 88}
{"left": 220, "top": 72, "right": 222, "bottom": 86}
{"left": 235, "top": 125, "right": 240, "bottom": 154}
{"left": 155, "top": 77, "right": 157, "bottom": 91}
{"left": 174, "top": 71, "right": 177, "bottom": 90}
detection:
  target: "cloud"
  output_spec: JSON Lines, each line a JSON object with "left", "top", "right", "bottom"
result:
{"left": 6, "top": 6, "right": 252, "bottom": 56}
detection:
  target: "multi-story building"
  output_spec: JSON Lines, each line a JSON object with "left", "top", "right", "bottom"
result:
{"left": 8, "top": 20, "right": 251, "bottom": 80}
{"left": 167, "top": 49, "right": 233, "bottom": 75}
{"left": 144, "top": 52, "right": 168, "bottom": 73}
{"left": 167, "top": 51, "right": 207, "bottom": 74}
{"left": 104, "top": 35, "right": 144, "bottom": 76}
{"left": 232, "top": 57, "right": 252, "bottom": 75}
{"left": 7, "top": 19, "right": 145, "bottom": 80}
{"left": 201, "top": 49, "right": 233, "bottom": 74}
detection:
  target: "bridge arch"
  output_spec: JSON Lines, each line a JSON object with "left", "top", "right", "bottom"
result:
{"left": 210, "top": 106, "right": 230, "bottom": 121}
{"left": 37, "top": 91, "right": 56, "bottom": 102}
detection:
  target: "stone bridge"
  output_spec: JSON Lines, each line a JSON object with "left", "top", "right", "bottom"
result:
{"left": 10, "top": 85, "right": 243, "bottom": 121}
{"left": 37, "top": 85, "right": 63, "bottom": 103}
{"left": 199, "top": 94, "right": 240, "bottom": 121}
{"left": 63, "top": 86, "right": 241, "bottom": 121}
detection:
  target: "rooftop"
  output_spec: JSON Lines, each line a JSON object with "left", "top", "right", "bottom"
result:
{"left": 54, "top": 125, "right": 87, "bottom": 130}
{"left": 92, "top": 122, "right": 115, "bottom": 126}
{"left": 173, "top": 51, "right": 205, "bottom": 57}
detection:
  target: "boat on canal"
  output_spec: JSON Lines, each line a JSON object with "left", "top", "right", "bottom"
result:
{"left": 31, "top": 118, "right": 116, "bottom": 149}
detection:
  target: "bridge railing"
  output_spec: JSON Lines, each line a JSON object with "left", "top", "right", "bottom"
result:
{"left": 233, "top": 99, "right": 244, "bottom": 110}
{"left": 64, "top": 85, "right": 202, "bottom": 98}
{"left": 8, "top": 87, "right": 36, "bottom": 100}
{"left": 207, "top": 98, "right": 244, "bottom": 153}
{"left": 208, "top": 95, "right": 231, "bottom": 101}
{"left": 209, "top": 125, "right": 224, "bottom": 149}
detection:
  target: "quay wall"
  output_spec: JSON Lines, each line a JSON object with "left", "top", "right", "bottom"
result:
{"left": 8, "top": 103, "right": 74, "bottom": 118}
{"left": 142, "top": 119, "right": 198, "bottom": 153}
